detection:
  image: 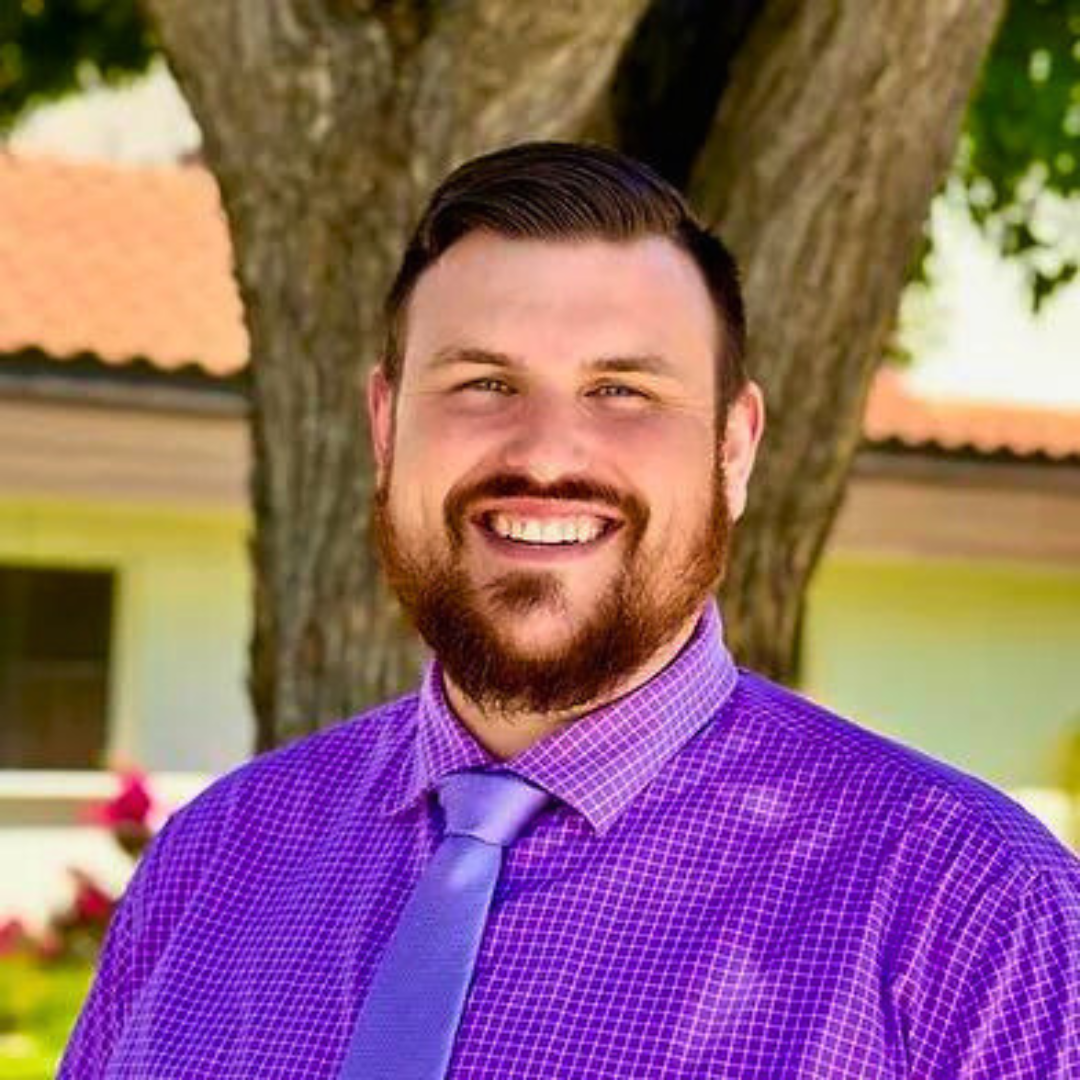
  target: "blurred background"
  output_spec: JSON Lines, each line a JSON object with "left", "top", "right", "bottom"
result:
{"left": 0, "top": 1, "right": 1078, "bottom": 1072}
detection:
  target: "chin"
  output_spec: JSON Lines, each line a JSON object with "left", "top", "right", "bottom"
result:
{"left": 486, "top": 609, "right": 578, "bottom": 658}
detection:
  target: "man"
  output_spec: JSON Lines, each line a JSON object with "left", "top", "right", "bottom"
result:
{"left": 62, "top": 142, "right": 1079, "bottom": 1078}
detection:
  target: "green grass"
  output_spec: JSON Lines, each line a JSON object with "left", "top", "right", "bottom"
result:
{"left": 0, "top": 956, "right": 93, "bottom": 1080}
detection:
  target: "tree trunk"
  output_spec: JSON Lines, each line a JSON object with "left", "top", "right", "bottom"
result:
{"left": 148, "top": 0, "right": 1008, "bottom": 748}
{"left": 586, "top": 0, "right": 764, "bottom": 187}
{"left": 146, "top": 0, "right": 651, "bottom": 749}
{"left": 685, "top": 0, "right": 1007, "bottom": 682}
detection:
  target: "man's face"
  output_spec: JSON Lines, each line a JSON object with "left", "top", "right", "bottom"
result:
{"left": 370, "top": 232, "right": 749, "bottom": 715}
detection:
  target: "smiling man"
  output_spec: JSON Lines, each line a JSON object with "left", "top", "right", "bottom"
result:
{"left": 370, "top": 220, "right": 746, "bottom": 759}
{"left": 63, "top": 143, "right": 1079, "bottom": 1079}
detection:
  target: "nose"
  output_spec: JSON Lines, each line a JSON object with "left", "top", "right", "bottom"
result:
{"left": 497, "top": 392, "right": 591, "bottom": 484}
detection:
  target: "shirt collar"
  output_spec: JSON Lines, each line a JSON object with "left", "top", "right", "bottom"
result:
{"left": 381, "top": 599, "right": 738, "bottom": 836}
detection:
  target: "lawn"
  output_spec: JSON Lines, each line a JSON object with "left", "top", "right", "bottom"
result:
{"left": 0, "top": 956, "right": 91, "bottom": 1080}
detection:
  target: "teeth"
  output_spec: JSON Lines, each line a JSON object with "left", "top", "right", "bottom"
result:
{"left": 488, "top": 514, "right": 607, "bottom": 545}
{"left": 578, "top": 520, "right": 601, "bottom": 543}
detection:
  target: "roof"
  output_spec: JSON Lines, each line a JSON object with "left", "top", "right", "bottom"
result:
{"left": 2, "top": 153, "right": 1078, "bottom": 463}
{"left": 865, "top": 370, "right": 1080, "bottom": 463}
{"left": 0, "top": 154, "right": 245, "bottom": 373}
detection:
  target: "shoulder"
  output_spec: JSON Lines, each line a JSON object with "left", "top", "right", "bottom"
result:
{"left": 128, "top": 691, "right": 420, "bottom": 912}
{"left": 716, "top": 669, "right": 1077, "bottom": 882}
{"left": 175, "top": 690, "right": 416, "bottom": 822}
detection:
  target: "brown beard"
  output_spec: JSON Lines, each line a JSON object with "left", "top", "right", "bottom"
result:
{"left": 373, "top": 463, "right": 731, "bottom": 717}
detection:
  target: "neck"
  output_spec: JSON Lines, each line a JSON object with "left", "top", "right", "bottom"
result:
{"left": 442, "top": 608, "right": 704, "bottom": 761}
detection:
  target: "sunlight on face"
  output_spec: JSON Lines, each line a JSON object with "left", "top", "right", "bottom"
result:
{"left": 372, "top": 233, "right": 731, "bottom": 713}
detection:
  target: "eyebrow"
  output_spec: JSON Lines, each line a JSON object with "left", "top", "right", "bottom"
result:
{"left": 428, "top": 346, "right": 678, "bottom": 378}
{"left": 429, "top": 346, "right": 516, "bottom": 371}
{"left": 589, "top": 355, "right": 677, "bottom": 378}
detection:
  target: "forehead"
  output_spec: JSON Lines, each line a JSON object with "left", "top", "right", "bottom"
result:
{"left": 401, "top": 232, "right": 719, "bottom": 384}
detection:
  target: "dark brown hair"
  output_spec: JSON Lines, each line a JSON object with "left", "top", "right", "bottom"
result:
{"left": 382, "top": 141, "right": 748, "bottom": 415}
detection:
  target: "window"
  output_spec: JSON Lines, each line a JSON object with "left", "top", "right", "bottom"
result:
{"left": 0, "top": 566, "right": 113, "bottom": 769}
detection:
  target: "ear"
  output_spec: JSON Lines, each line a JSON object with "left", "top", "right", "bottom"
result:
{"left": 722, "top": 381, "right": 765, "bottom": 522}
{"left": 367, "top": 364, "right": 395, "bottom": 486}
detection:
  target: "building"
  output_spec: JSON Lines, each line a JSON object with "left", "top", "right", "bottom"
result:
{"left": 1, "top": 154, "right": 1078, "bottom": 919}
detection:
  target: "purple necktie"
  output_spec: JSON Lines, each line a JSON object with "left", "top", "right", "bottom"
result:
{"left": 338, "top": 769, "right": 552, "bottom": 1079}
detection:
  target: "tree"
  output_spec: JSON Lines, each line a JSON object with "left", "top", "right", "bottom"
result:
{"left": 960, "top": 0, "right": 1080, "bottom": 307}
{"left": 0, "top": 0, "right": 155, "bottom": 121}
{"left": 3, "top": 1, "right": 1077, "bottom": 749}
{"left": 142, "top": 0, "right": 1010, "bottom": 748}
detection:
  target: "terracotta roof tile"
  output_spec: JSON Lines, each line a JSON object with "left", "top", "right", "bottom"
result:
{"left": 0, "top": 153, "right": 246, "bottom": 374}
{"left": 865, "top": 369, "right": 1080, "bottom": 462}
{"left": 2, "top": 154, "right": 1078, "bottom": 461}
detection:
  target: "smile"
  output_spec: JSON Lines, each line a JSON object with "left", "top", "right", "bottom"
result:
{"left": 471, "top": 507, "right": 623, "bottom": 561}
{"left": 483, "top": 512, "right": 611, "bottom": 545}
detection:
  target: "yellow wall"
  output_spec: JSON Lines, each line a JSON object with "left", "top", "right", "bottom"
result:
{"left": 806, "top": 554, "right": 1080, "bottom": 793}
{"left": 0, "top": 497, "right": 252, "bottom": 772}
{"left": 3, "top": 496, "right": 1076, "bottom": 838}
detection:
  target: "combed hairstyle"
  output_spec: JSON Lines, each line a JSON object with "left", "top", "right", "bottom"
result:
{"left": 382, "top": 141, "right": 748, "bottom": 417}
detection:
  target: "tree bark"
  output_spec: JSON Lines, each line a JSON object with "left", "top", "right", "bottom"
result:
{"left": 685, "top": 0, "right": 1007, "bottom": 682}
{"left": 147, "top": 0, "right": 1008, "bottom": 748}
{"left": 146, "top": 0, "right": 651, "bottom": 749}
{"left": 587, "top": 0, "right": 764, "bottom": 188}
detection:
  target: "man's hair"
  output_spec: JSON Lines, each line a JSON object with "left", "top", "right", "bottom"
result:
{"left": 382, "top": 141, "right": 748, "bottom": 415}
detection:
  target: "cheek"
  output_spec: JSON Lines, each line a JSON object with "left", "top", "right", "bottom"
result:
{"left": 607, "top": 431, "right": 716, "bottom": 547}
{"left": 402, "top": 389, "right": 533, "bottom": 481}
{"left": 399, "top": 394, "right": 501, "bottom": 459}
{"left": 603, "top": 403, "right": 714, "bottom": 451}
{"left": 602, "top": 415, "right": 716, "bottom": 493}
{"left": 389, "top": 407, "right": 486, "bottom": 521}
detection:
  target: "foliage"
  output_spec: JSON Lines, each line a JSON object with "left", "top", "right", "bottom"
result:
{"left": 961, "top": 0, "right": 1080, "bottom": 307}
{"left": 0, "top": 0, "right": 156, "bottom": 132}
{"left": 0, "top": 770, "right": 159, "bottom": 1077}
{"left": 0, "top": 953, "right": 94, "bottom": 1079}
{"left": 0, "top": 770, "right": 156, "bottom": 962}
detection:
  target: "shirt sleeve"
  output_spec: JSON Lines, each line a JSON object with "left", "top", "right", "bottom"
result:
{"left": 904, "top": 862, "right": 1080, "bottom": 1078}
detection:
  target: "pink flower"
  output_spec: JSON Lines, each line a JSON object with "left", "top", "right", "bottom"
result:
{"left": 0, "top": 916, "right": 28, "bottom": 955}
{"left": 69, "top": 869, "right": 115, "bottom": 924}
{"left": 83, "top": 769, "right": 155, "bottom": 829}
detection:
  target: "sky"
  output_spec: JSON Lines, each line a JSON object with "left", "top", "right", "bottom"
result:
{"left": 904, "top": 198, "right": 1080, "bottom": 409}
{"left": 9, "top": 64, "right": 1080, "bottom": 411}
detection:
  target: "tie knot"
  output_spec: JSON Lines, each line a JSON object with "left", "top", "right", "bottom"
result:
{"left": 437, "top": 770, "right": 552, "bottom": 847}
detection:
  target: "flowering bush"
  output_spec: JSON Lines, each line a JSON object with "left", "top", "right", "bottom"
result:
{"left": 0, "top": 916, "right": 30, "bottom": 957}
{"left": 1, "top": 771, "right": 161, "bottom": 1073}
{"left": 1, "top": 769, "right": 161, "bottom": 965}
{"left": 81, "top": 768, "right": 157, "bottom": 861}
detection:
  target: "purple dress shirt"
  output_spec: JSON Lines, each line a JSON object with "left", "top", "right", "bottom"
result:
{"left": 61, "top": 601, "right": 1080, "bottom": 1078}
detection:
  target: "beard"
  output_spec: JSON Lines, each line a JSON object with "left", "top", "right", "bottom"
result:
{"left": 373, "top": 461, "right": 731, "bottom": 718}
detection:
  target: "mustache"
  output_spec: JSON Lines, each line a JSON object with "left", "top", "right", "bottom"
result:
{"left": 444, "top": 473, "right": 648, "bottom": 542}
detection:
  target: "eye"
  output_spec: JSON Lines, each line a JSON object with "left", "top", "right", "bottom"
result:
{"left": 591, "top": 383, "right": 647, "bottom": 399}
{"left": 460, "top": 377, "right": 513, "bottom": 395}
